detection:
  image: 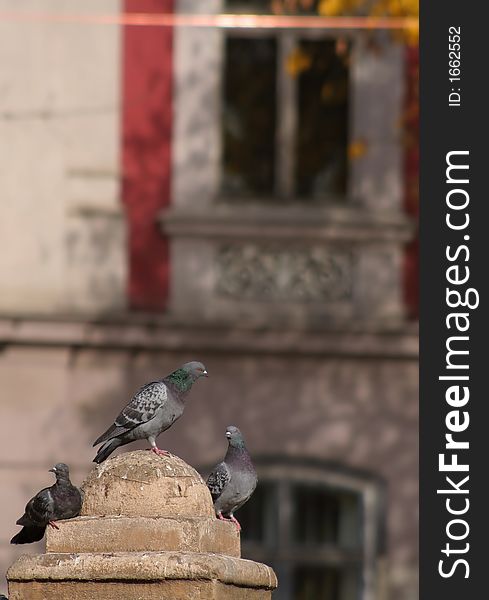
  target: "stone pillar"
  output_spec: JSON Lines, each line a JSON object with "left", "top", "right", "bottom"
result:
{"left": 7, "top": 451, "right": 277, "bottom": 599}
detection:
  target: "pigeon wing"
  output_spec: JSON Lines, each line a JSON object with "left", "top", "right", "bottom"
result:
{"left": 18, "top": 488, "right": 55, "bottom": 527}
{"left": 94, "top": 381, "right": 168, "bottom": 445}
{"left": 115, "top": 381, "right": 168, "bottom": 428}
{"left": 206, "top": 462, "right": 230, "bottom": 502}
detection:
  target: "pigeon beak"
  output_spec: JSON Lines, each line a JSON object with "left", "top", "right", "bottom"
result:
{"left": 49, "top": 468, "right": 56, "bottom": 473}
{"left": 203, "top": 370, "right": 208, "bottom": 377}
{"left": 226, "top": 432, "right": 231, "bottom": 439}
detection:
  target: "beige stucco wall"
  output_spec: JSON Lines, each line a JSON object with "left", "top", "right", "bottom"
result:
{"left": 0, "top": 0, "right": 125, "bottom": 315}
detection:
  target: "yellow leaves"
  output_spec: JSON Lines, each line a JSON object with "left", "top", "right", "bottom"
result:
{"left": 348, "top": 139, "right": 368, "bottom": 161}
{"left": 321, "top": 82, "right": 336, "bottom": 101}
{"left": 391, "top": 0, "right": 419, "bottom": 17}
{"left": 321, "top": 80, "right": 348, "bottom": 104}
{"left": 391, "top": 19, "right": 419, "bottom": 46}
{"left": 403, "top": 20, "right": 420, "bottom": 45}
{"left": 317, "top": 0, "right": 419, "bottom": 46}
{"left": 318, "top": 0, "right": 343, "bottom": 16}
{"left": 319, "top": 0, "right": 361, "bottom": 17}
{"left": 286, "top": 47, "right": 312, "bottom": 77}
{"left": 319, "top": 0, "right": 419, "bottom": 17}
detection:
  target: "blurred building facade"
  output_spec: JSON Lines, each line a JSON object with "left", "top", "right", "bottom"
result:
{"left": 0, "top": 1, "right": 418, "bottom": 599}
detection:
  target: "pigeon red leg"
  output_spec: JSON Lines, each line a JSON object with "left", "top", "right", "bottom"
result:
{"left": 146, "top": 446, "right": 169, "bottom": 456}
{"left": 147, "top": 437, "right": 169, "bottom": 457}
{"left": 48, "top": 521, "right": 59, "bottom": 530}
{"left": 230, "top": 515, "right": 241, "bottom": 532}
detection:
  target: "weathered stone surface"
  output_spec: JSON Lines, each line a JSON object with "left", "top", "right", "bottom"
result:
{"left": 80, "top": 450, "right": 215, "bottom": 518}
{"left": 0, "top": 0, "right": 124, "bottom": 317}
{"left": 7, "top": 551, "right": 277, "bottom": 588}
{"left": 46, "top": 515, "right": 239, "bottom": 556}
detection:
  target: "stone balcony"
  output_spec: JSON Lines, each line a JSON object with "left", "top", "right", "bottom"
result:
{"left": 160, "top": 204, "right": 414, "bottom": 329}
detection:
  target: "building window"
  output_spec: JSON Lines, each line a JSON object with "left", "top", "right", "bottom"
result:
{"left": 221, "top": 11, "right": 350, "bottom": 203}
{"left": 237, "top": 460, "right": 383, "bottom": 600}
{"left": 223, "top": 36, "right": 278, "bottom": 198}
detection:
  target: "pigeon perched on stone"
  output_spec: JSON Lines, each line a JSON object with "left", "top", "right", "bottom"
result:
{"left": 10, "top": 463, "right": 82, "bottom": 545}
{"left": 93, "top": 361, "right": 208, "bottom": 463}
{"left": 206, "top": 426, "right": 257, "bottom": 532}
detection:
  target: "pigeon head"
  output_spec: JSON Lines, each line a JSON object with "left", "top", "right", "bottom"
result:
{"left": 226, "top": 426, "right": 246, "bottom": 448}
{"left": 166, "top": 361, "right": 208, "bottom": 393}
{"left": 49, "top": 463, "right": 70, "bottom": 481}
{"left": 182, "top": 361, "right": 208, "bottom": 380}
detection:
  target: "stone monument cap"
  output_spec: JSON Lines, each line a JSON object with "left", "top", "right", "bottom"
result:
{"left": 80, "top": 450, "right": 215, "bottom": 518}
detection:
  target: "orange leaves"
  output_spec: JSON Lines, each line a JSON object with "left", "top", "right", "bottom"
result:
{"left": 286, "top": 47, "right": 312, "bottom": 76}
{"left": 318, "top": 0, "right": 419, "bottom": 17}
{"left": 318, "top": 0, "right": 364, "bottom": 17}
{"left": 348, "top": 139, "right": 368, "bottom": 161}
{"left": 317, "top": 0, "right": 419, "bottom": 45}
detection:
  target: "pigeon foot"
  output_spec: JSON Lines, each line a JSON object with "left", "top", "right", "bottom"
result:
{"left": 149, "top": 447, "right": 170, "bottom": 457}
{"left": 48, "top": 521, "right": 59, "bottom": 530}
{"left": 217, "top": 513, "right": 240, "bottom": 531}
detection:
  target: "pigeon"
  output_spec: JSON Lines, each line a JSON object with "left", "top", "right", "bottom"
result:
{"left": 11, "top": 463, "right": 82, "bottom": 545}
{"left": 206, "top": 426, "right": 257, "bottom": 532}
{"left": 93, "top": 361, "right": 208, "bottom": 463}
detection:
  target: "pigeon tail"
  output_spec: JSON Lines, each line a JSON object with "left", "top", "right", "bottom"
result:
{"left": 93, "top": 438, "right": 122, "bottom": 464}
{"left": 93, "top": 423, "right": 126, "bottom": 447}
{"left": 15, "top": 514, "right": 32, "bottom": 527}
{"left": 10, "top": 525, "right": 46, "bottom": 544}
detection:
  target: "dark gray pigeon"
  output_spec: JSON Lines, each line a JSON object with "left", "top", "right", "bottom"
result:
{"left": 206, "top": 426, "right": 257, "bottom": 531}
{"left": 11, "top": 463, "right": 82, "bottom": 545}
{"left": 93, "top": 361, "right": 208, "bottom": 463}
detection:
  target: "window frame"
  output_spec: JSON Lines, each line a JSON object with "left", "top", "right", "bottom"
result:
{"left": 222, "top": 26, "right": 352, "bottom": 203}
{"left": 238, "top": 459, "right": 385, "bottom": 600}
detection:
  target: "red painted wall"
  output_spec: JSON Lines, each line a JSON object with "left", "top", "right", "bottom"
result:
{"left": 404, "top": 45, "right": 419, "bottom": 319}
{"left": 122, "top": 0, "right": 174, "bottom": 311}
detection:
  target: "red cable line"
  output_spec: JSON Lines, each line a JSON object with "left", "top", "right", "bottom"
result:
{"left": 0, "top": 11, "right": 418, "bottom": 30}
